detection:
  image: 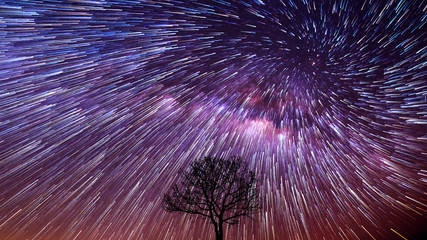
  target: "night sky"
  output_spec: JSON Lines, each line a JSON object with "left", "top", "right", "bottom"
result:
{"left": 1, "top": 0, "right": 426, "bottom": 239}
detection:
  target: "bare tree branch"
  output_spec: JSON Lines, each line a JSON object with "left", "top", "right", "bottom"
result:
{"left": 162, "top": 156, "right": 261, "bottom": 240}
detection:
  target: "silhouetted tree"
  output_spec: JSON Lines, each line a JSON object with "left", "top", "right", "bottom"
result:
{"left": 163, "top": 156, "right": 260, "bottom": 240}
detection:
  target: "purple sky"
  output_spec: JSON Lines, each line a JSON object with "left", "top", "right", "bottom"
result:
{"left": 1, "top": 0, "right": 426, "bottom": 239}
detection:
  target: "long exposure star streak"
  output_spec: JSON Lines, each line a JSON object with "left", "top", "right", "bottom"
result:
{"left": 0, "top": 0, "right": 426, "bottom": 239}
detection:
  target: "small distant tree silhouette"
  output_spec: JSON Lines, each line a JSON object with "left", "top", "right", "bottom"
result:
{"left": 163, "top": 156, "right": 260, "bottom": 240}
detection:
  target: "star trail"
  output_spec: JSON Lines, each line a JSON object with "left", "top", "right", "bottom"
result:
{"left": 0, "top": 0, "right": 426, "bottom": 239}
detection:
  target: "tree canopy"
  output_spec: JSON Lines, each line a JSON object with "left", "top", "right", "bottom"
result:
{"left": 163, "top": 156, "right": 260, "bottom": 240}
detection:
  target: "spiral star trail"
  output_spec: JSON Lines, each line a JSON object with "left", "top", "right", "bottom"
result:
{"left": 0, "top": 0, "right": 426, "bottom": 239}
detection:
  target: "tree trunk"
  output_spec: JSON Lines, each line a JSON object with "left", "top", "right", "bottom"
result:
{"left": 215, "top": 220, "right": 223, "bottom": 240}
